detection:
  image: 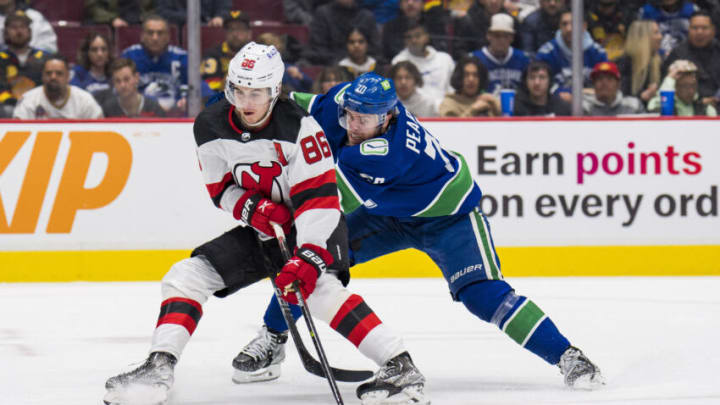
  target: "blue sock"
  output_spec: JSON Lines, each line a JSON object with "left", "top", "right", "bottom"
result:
{"left": 263, "top": 294, "right": 303, "bottom": 333}
{"left": 458, "top": 281, "right": 570, "bottom": 365}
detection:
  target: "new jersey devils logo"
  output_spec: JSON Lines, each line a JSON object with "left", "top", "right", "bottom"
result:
{"left": 234, "top": 161, "right": 283, "bottom": 200}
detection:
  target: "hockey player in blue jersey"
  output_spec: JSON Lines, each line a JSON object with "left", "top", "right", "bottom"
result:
{"left": 234, "top": 73, "right": 605, "bottom": 403}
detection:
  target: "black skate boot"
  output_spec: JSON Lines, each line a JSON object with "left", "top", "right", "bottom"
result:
{"left": 103, "top": 351, "right": 177, "bottom": 405}
{"left": 558, "top": 346, "right": 605, "bottom": 389}
{"left": 232, "top": 325, "right": 288, "bottom": 383}
{"left": 356, "top": 352, "right": 430, "bottom": 405}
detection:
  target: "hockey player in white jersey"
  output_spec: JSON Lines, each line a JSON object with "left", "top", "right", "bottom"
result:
{"left": 103, "top": 42, "right": 429, "bottom": 405}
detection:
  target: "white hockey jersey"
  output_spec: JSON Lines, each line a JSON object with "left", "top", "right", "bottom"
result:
{"left": 193, "top": 98, "right": 342, "bottom": 254}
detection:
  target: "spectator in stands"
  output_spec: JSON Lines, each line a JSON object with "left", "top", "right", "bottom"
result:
{"left": 616, "top": 20, "right": 662, "bottom": 105}
{"left": 390, "top": 60, "right": 438, "bottom": 117}
{"left": 536, "top": 10, "right": 608, "bottom": 99}
{"left": 439, "top": 56, "right": 501, "bottom": 116}
{"left": 662, "top": 11, "right": 720, "bottom": 100}
{"left": 84, "top": 0, "right": 152, "bottom": 28}
{"left": 311, "top": 65, "right": 352, "bottom": 93}
{"left": 0, "top": 0, "right": 56, "bottom": 53}
{"left": 71, "top": 32, "right": 113, "bottom": 98}
{"left": 0, "top": 56, "right": 14, "bottom": 116}
{"left": 582, "top": 61, "right": 644, "bottom": 116}
{"left": 256, "top": 32, "right": 313, "bottom": 93}
{"left": 648, "top": 59, "right": 717, "bottom": 116}
{"left": 156, "top": 0, "right": 230, "bottom": 29}
{"left": 392, "top": 21, "right": 454, "bottom": 99}
{"left": 201, "top": 10, "right": 252, "bottom": 92}
{"left": 304, "top": 0, "right": 380, "bottom": 65}
{"left": 585, "top": 0, "right": 630, "bottom": 60}
{"left": 638, "top": 0, "right": 698, "bottom": 55}
{"left": 361, "top": 0, "right": 400, "bottom": 25}
{"left": 102, "top": 58, "right": 165, "bottom": 118}
{"left": 0, "top": 10, "right": 51, "bottom": 99}
{"left": 471, "top": 13, "right": 529, "bottom": 93}
{"left": 13, "top": 56, "right": 103, "bottom": 119}
{"left": 453, "top": 0, "right": 517, "bottom": 59}
{"left": 519, "top": 0, "right": 564, "bottom": 55}
{"left": 338, "top": 27, "right": 377, "bottom": 78}
{"left": 283, "top": 0, "right": 315, "bottom": 25}
{"left": 693, "top": 0, "right": 720, "bottom": 40}
{"left": 513, "top": 59, "right": 571, "bottom": 116}
{"left": 121, "top": 14, "right": 188, "bottom": 113}
{"left": 381, "top": 0, "right": 449, "bottom": 62}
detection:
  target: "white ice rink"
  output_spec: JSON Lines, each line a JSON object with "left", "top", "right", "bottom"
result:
{"left": 2, "top": 276, "right": 719, "bottom": 405}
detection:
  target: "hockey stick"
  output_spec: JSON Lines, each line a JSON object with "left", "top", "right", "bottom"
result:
{"left": 270, "top": 223, "right": 345, "bottom": 404}
{"left": 257, "top": 227, "right": 374, "bottom": 384}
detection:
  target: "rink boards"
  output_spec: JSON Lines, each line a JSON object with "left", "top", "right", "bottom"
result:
{"left": 1, "top": 118, "right": 719, "bottom": 281}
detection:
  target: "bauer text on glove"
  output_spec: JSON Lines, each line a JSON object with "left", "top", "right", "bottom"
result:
{"left": 275, "top": 244, "right": 334, "bottom": 304}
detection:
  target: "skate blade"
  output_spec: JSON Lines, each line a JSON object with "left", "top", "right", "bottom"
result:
{"left": 103, "top": 384, "right": 169, "bottom": 405}
{"left": 360, "top": 385, "right": 430, "bottom": 405}
{"left": 232, "top": 364, "right": 281, "bottom": 384}
{"left": 569, "top": 372, "right": 606, "bottom": 390}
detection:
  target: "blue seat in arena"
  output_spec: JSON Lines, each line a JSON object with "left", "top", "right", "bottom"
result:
{"left": 53, "top": 24, "right": 113, "bottom": 63}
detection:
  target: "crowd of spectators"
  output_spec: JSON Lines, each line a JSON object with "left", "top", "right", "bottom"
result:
{"left": 1, "top": 0, "right": 719, "bottom": 119}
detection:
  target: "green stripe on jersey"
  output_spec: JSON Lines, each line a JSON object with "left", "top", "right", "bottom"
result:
{"left": 335, "top": 167, "right": 363, "bottom": 214}
{"left": 290, "top": 92, "right": 316, "bottom": 112}
{"left": 473, "top": 210, "right": 501, "bottom": 280}
{"left": 503, "top": 300, "right": 545, "bottom": 346}
{"left": 414, "top": 152, "right": 474, "bottom": 217}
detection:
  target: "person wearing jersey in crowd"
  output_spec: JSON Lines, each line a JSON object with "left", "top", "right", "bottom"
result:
{"left": 237, "top": 72, "right": 606, "bottom": 400}
{"left": 102, "top": 42, "right": 428, "bottom": 405}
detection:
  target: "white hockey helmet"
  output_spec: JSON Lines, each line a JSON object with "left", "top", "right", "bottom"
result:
{"left": 225, "top": 41, "right": 284, "bottom": 107}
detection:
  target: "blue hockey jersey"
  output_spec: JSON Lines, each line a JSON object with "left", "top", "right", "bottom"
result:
{"left": 638, "top": 2, "right": 697, "bottom": 55}
{"left": 291, "top": 83, "right": 482, "bottom": 218}
{"left": 471, "top": 47, "right": 529, "bottom": 93}
{"left": 121, "top": 44, "right": 188, "bottom": 110}
{"left": 536, "top": 31, "right": 607, "bottom": 94}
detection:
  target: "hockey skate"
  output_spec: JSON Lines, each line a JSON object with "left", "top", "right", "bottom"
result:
{"left": 103, "top": 351, "right": 177, "bottom": 405}
{"left": 558, "top": 346, "right": 605, "bottom": 389}
{"left": 232, "top": 325, "right": 288, "bottom": 383}
{"left": 356, "top": 352, "right": 430, "bottom": 405}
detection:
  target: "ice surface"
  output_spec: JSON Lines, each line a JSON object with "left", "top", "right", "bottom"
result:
{"left": 2, "top": 277, "right": 719, "bottom": 405}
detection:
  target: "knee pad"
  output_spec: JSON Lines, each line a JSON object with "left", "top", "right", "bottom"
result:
{"left": 161, "top": 256, "right": 224, "bottom": 303}
{"left": 457, "top": 280, "right": 515, "bottom": 324}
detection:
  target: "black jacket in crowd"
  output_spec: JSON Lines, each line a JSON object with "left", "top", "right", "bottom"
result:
{"left": 519, "top": 8, "right": 561, "bottom": 56}
{"left": 662, "top": 39, "right": 720, "bottom": 98}
{"left": 303, "top": 1, "right": 380, "bottom": 65}
{"left": 513, "top": 89, "right": 572, "bottom": 117}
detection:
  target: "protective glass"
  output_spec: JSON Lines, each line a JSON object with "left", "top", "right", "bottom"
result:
{"left": 338, "top": 107, "right": 384, "bottom": 132}
{"left": 227, "top": 82, "right": 272, "bottom": 109}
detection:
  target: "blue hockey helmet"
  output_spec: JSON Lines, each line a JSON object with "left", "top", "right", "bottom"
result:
{"left": 339, "top": 73, "right": 398, "bottom": 133}
{"left": 341, "top": 72, "right": 398, "bottom": 115}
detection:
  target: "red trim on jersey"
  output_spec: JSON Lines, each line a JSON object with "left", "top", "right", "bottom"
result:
{"left": 293, "top": 196, "right": 340, "bottom": 219}
{"left": 206, "top": 172, "right": 234, "bottom": 198}
{"left": 290, "top": 169, "right": 336, "bottom": 197}
{"left": 274, "top": 142, "right": 288, "bottom": 166}
{"left": 157, "top": 313, "right": 200, "bottom": 335}
{"left": 160, "top": 297, "right": 204, "bottom": 314}
{"left": 330, "top": 294, "right": 363, "bottom": 330}
{"left": 347, "top": 313, "right": 381, "bottom": 347}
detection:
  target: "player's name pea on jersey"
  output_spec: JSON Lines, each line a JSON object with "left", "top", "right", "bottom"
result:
{"left": 290, "top": 83, "right": 483, "bottom": 218}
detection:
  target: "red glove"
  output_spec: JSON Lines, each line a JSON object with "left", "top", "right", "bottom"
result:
{"left": 234, "top": 190, "right": 291, "bottom": 237}
{"left": 275, "top": 244, "right": 334, "bottom": 304}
